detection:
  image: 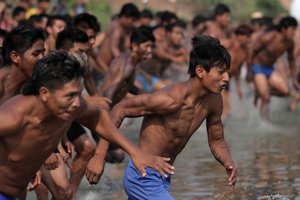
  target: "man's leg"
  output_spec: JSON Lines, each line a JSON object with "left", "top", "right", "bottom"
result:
{"left": 70, "top": 134, "right": 95, "bottom": 196}
{"left": 254, "top": 74, "right": 271, "bottom": 121}
{"left": 268, "top": 71, "right": 290, "bottom": 97}
{"left": 41, "top": 155, "right": 73, "bottom": 200}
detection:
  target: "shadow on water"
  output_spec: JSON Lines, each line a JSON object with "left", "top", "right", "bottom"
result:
{"left": 27, "top": 79, "right": 300, "bottom": 200}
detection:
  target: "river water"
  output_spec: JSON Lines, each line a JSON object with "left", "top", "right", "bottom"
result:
{"left": 27, "top": 78, "right": 300, "bottom": 200}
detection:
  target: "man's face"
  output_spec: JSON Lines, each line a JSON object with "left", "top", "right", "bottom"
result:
{"left": 122, "top": 16, "right": 136, "bottom": 28}
{"left": 46, "top": 78, "right": 83, "bottom": 121}
{"left": 19, "top": 39, "right": 46, "bottom": 77}
{"left": 237, "top": 34, "right": 251, "bottom": 46}
{"left": 134, "top": 40, "right": 153, "bottom": 61}
{"left": 200, "top": 64, "right": 229, "bottom": 93}
{"left": 69, "top": 42, "right": 89, "bottom": 63}
{"left": 283, "top": 26, "right": 296, "bottom": 40}
{"left": 83, "top": 28, "right": 97, "bottom": 48}
{"left": 217, "top": 12, "right": 231, "bottom": 28}
{"left": 48, "top": 19, "right": 66, "bottom": 38}
{"left": 168, "top": 26, "right": 184, "bottom": 46}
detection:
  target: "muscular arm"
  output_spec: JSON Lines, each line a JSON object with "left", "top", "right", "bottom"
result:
{"left": 0, "top": 106, "right": 23, "bottom": 138}
{"left": 206, "top": 95, "right": 237, "bottom": 187}
{"left": 110, "top": 28, "right": 122, "bottom": 58}
{"left": 98, "top": 59, "right": 126, "bottom": 100}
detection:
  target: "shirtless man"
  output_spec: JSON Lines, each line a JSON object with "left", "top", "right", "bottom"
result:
{"left": 248, "top": 16, "right": 299, "bottom": 121}
{"left": 85, "top": 27, "right": 155, "bottom": 179}
{"left": 137, "top": 21, "right": 189, "bottom": 93}
{"left": 97, "top": 3, "right": 140, "bottom": 70}
{"left": 111, "top": 35, "right": 237, "bottom": 199}
{"left": 54, "top": 27, "right": 99, "bottom": 197}
{"left": 44, "top": 15, "right": 66, "bottom": 54}
{"left": 204, "top": 3, "right": 232, "bottom": 48}
{"left": 0, "top": 51, "right": 174, "bottom": 200}
{"left": 74, "top": 13, "right": 108, "bottom": 83}
{"left": 222, "top": 24, "right": 253, "bottom": 121}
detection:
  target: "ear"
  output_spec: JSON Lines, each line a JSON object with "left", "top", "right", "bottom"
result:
{"left": 46, "top": 26, "right": 52, "bottom": 35}
{"left": 39, "top": 87, "right": 50, "bottom": 102}
{"left": 195, "top": 65, "right": 205, "bottom": 78}
{"left": 10, "top": 51, "right": 21, "bottom": 64}
{"left": 131, "top": 43, "right": 138, "bottom": 52}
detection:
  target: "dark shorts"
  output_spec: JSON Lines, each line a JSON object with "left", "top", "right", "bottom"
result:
{"left": 0, "top": 193, "right": 15, "bottom": 200}
{"left": 123, "top": 160, "right": 174, "bottom": 200}
{"left": 67, "top": 122, "right": 86, "bottom": 142}
{"left": 252, "top": 64, "right": 274, "bottom": 78}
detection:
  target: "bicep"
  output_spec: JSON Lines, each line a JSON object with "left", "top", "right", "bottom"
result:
{"left": 112, "top": 91, "right": 180, "bottom": 118}
{"left": 206, "top": 97, "right": 224, "bottom": 142}
{"left": 0, "top": 108, "right": 22, "bottom": 137}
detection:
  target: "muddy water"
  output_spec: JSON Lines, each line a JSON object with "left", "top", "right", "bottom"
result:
{"left": 27, "top": 82, "right": 300, "bottom": 200}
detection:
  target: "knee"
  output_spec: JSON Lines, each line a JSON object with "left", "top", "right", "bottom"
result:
{"left": 78, "top": 140, "right": 95, "bottom": 160}
{"left": 260, "top": 94, "right": 271, "bottom": 103}
{"left": 282, "top": 87, "right": 290, "bottom": 96}
{"left": 105, "top": 148, "right": 125, "bottom": 163}
{"left": 53, "top": 186, "right": 73, "bottom": 200}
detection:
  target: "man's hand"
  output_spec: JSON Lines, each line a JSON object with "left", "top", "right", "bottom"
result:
{"left": 44, "top": 153, "right": 60, "bottom": 170}
{"left": 85, "top": 155, "right": 105, "bottom": 185}
{"left": 132, "top": 151, "right": 175, "bottom": 178}
{"left": 225, "top": 163, "right": 237, "bottom": 188}
{"left": 27, "top": 170, "right": 42, "bottom": 191}
{"left": 85, "top": 96, "right": 112, "bottom": 110}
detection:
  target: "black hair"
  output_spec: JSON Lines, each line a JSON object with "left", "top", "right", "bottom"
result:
{"left": 46, "top": 15, "right": 66, "bottom": 27}
{"left": 130, "top": 27, "right": 155, "bottom": 45}
{"left": 213, "top": 3, "right": 230, "bottom": 18}
{"left": 165, "top": 21, "right": 186, "bottom": 32}
{"left": 192, "top": 14, "right": 207, "bottom": 28}
{"left": 22, "top": 50, "right": 86, "bottom": 95}
{"left": 119, "top": 3, "right": 140, "bottom": 19}
{"left": 160, "top": 11, "right": 177, "bottom": 25}
{"left": 2, "top": 26, "right": 46, "bottom": 66}
{"left": 56, "top": 27, "right": 88, "bottom": 50}
{"left": 277, "top": 16, "right": 298, "bottom": 31}
{"left": 188, "top": 35, "right": 231, "bottom": 76}
{"left": 0, "top": 28, "right": 7, "bottom": 38}
{"left": 141, "top": 9, "right": 153, "bottom": 19}
{"left": 12, "top": 6, "right": 26, "bottom": 18}
{"left": 28, "top": 14, "right": 49, "bottom": 27}
{"left": 73, "top": 13, "right": 100, "bottom": 33}
{"left": 235, "top": 24, "right": 253, "bottom": 36}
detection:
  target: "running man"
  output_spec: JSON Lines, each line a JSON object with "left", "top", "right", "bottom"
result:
{"left": 247, "top": 16, "right": 299, "bottom": 121}
{"left": 95, "top": 35, "right": 237, "bottom": 199}
{"left": 86, "top": 27, "right": 155, "bottom": 179}
{"left": 0, "top": 51, "right": 174, "bottom": 200}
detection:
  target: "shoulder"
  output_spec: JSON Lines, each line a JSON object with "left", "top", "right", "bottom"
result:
{"left": 207, "top": 93, "right": 223, "bottom": 113}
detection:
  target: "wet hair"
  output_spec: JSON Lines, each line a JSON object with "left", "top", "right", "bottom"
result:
{"left": 277, "top": 16, "right": 298, "bottom": 31}
{"left": 213, "top": 3, "right": 230, "bottom": 18}
{"left": 119, "top": 3, "right": 140, "bottom": 19}
{"left": 22, "top": 51, "right": 86, "bottom": 95}
{"left": 130, "top": 27, "right": 155, "bottom": 46}
{"left": 165, "top": 21, "right": 186, "bottom": 32}
{"left": 192, "top": 14, "right": 207, "bottom": 28}
{"left": 12, "top": 6, "right": 26, "bottom": 18}
{"left": 235, "top": 24, "right": 253, "bottom": 36}
{"left": 2, "top": 26, "right": 46, "bottom": 66}
{"left": 188, "top": 35, "right": 231, "bottom": 76}
{"left": 56, "top": 27, "right": 88, "bottom": 50}
{"left": 46, "top": 15, "right": 66, "bottom": 27}
{"left": 73, "top": 13, "right": 100, "bottom": 33}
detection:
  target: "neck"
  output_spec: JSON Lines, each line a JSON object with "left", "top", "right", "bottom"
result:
{"left": 130, "top": 51, "right": 140, "bottom": 65}
{"left": 185, "top": 77, "right": 209, "bottom": 103}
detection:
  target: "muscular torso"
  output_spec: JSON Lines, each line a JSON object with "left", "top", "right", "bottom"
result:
{"left": 138, "top": 83, "right": 218, "bottom": 163}
{"left": 254, "top": 31, "right": 293, "bottom": 67}
{"left": 0, "top": 96, "right": 73, "bottom": 197}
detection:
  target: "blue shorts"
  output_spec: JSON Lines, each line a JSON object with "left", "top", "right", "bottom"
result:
{"left": 0, "top": 193, "right": 15, "bottom": 200}
{"left": 123, "top": 160, "right": 175, "bottom": 200}
{"left": 136, "top": 74, "right": 159, "bottom": 93}
{"left": 252, "top": 64, "right": 274, "bottom": 78}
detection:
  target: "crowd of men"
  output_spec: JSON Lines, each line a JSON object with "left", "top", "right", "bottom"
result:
{"left": 0, "top": 0, "right": 299, "bottom": 199}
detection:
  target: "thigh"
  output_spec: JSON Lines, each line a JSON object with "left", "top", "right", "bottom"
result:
{"left": 72, "top": 133, "right": 95, "bottom": 153}
{"left": 268, "top": 70, "right": 290, "bottom": 95}
{"left": 254, "top": 73, "right": 270, "bottom": 98}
